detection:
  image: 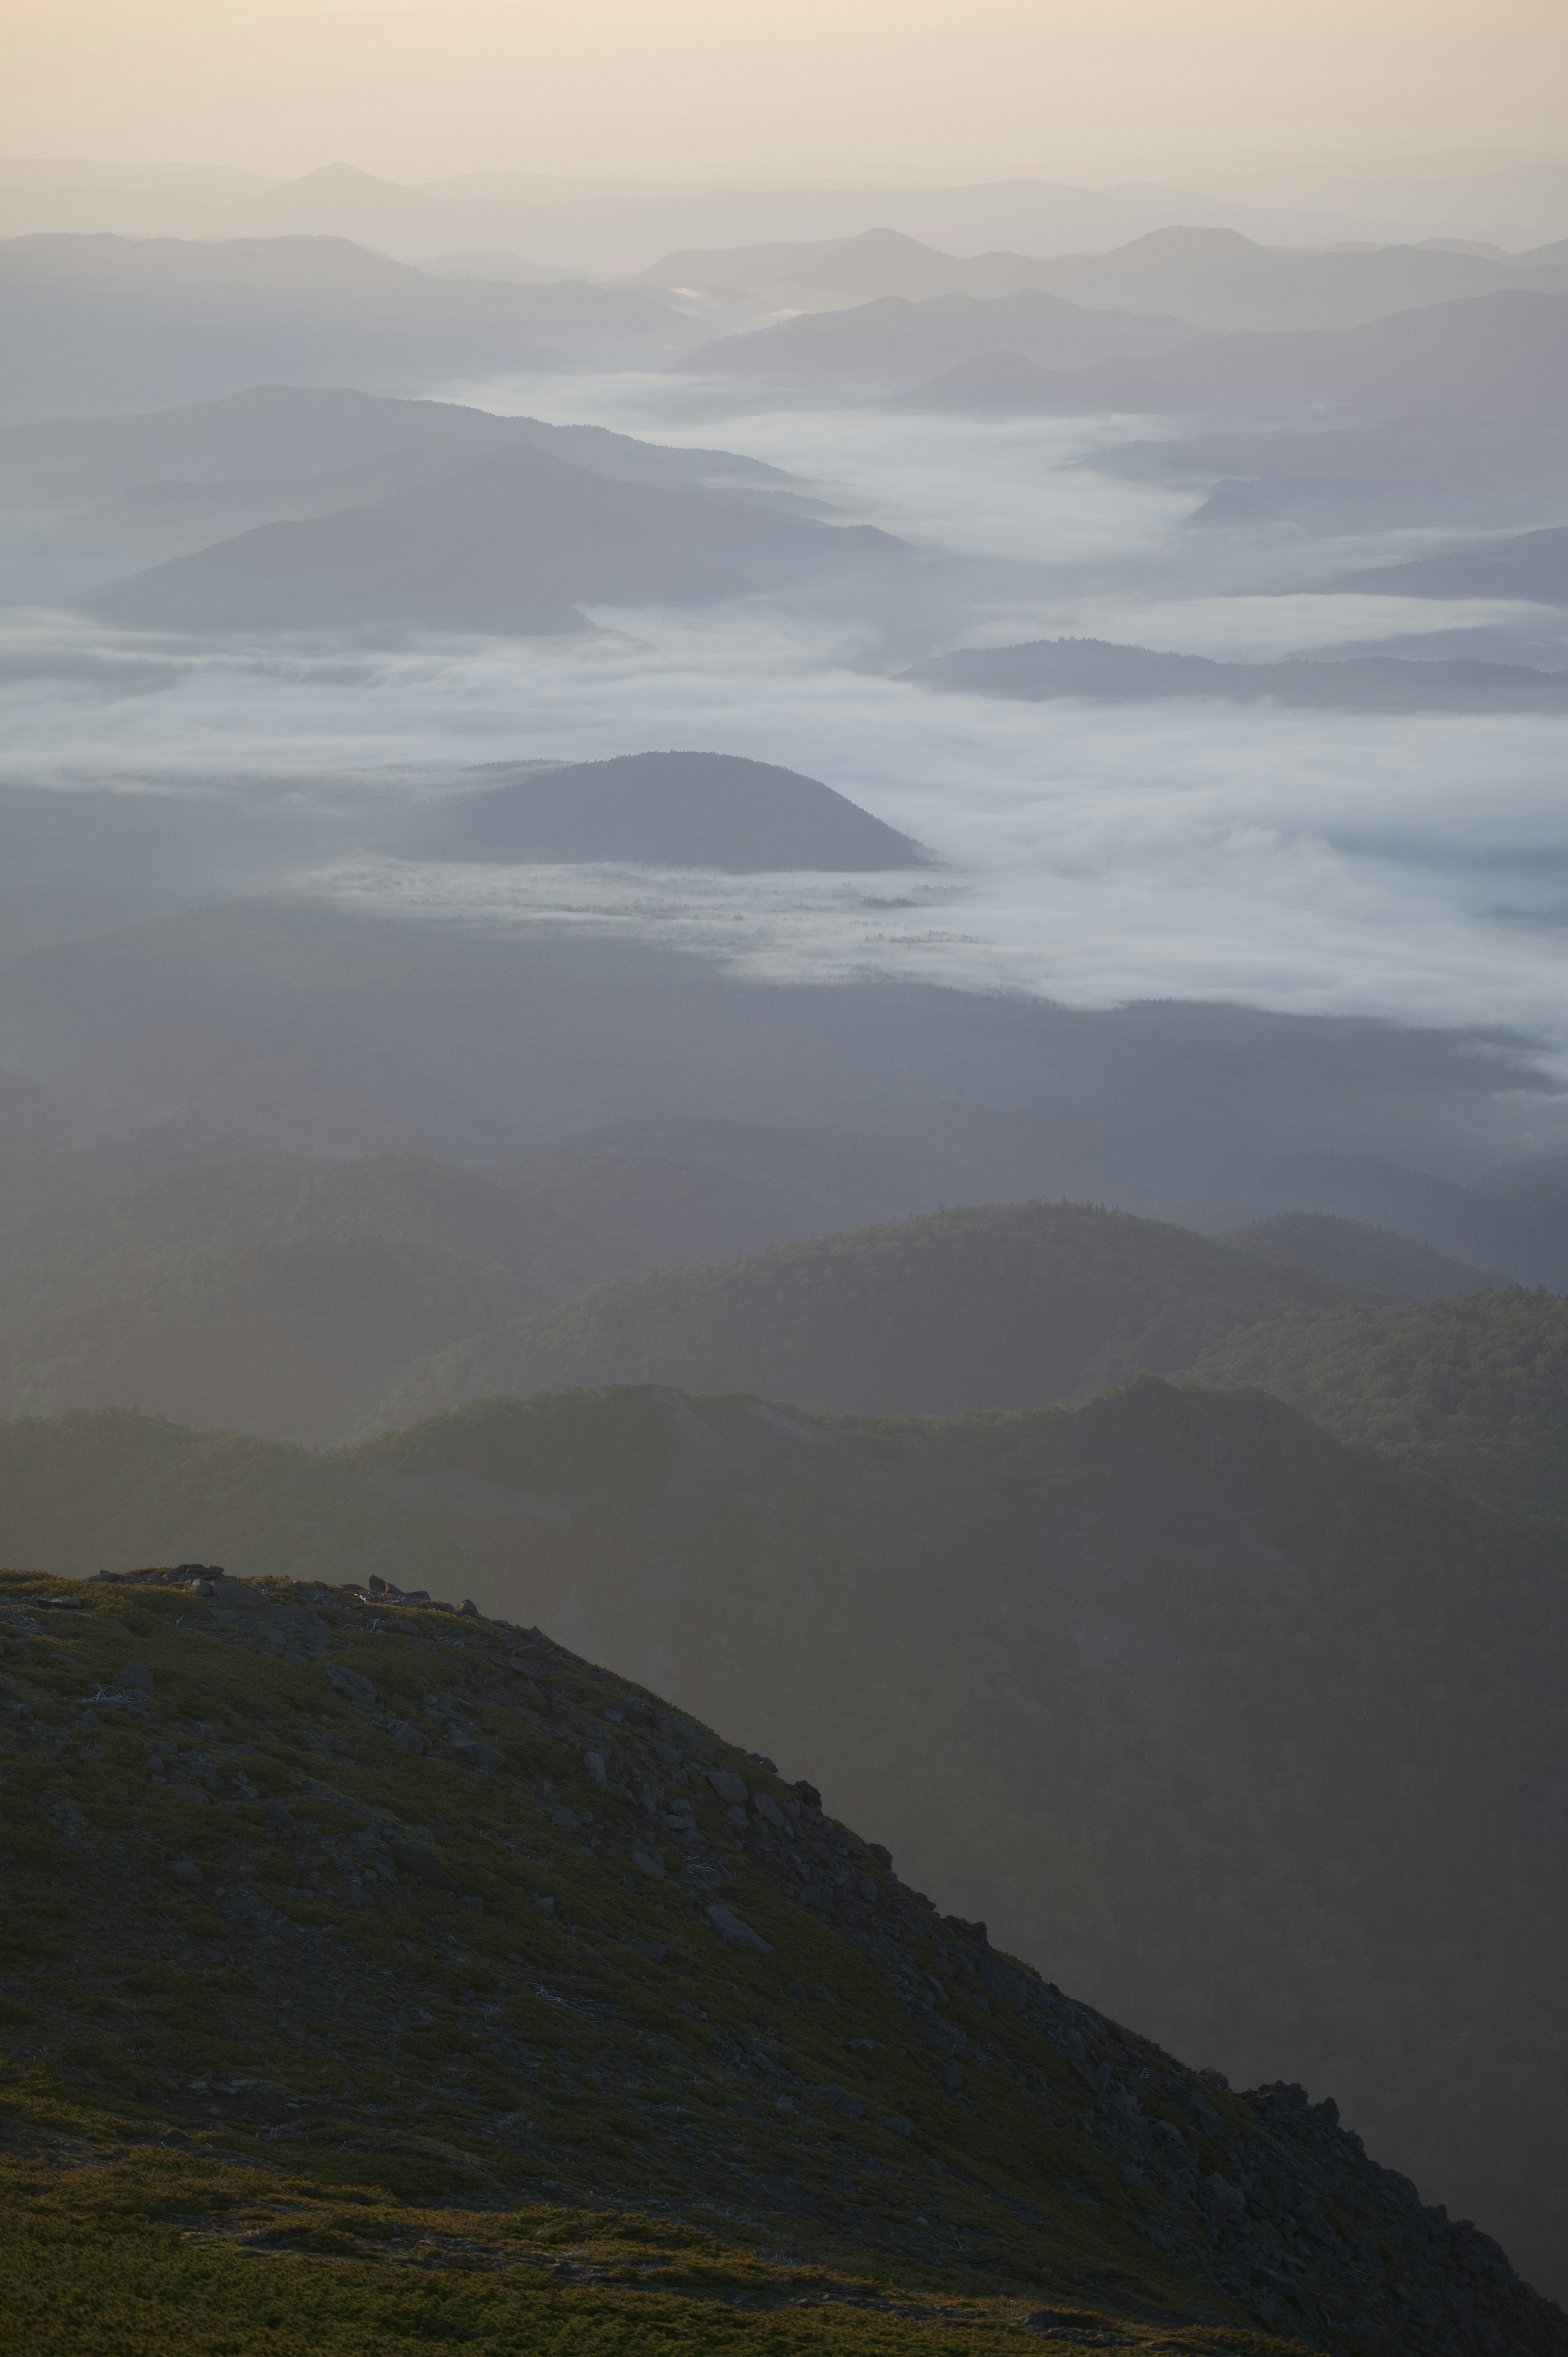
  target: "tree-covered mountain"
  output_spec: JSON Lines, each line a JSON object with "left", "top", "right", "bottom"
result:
{"left": 5, "top": 1556, "right": 1559, "bottom": 2353}
{"left": 1218, "top": 1211, "right": 1507, "bottom": 1300}
{"left": 4, "top": 1374, "right": 1568, "bottom": 2303}
{"left": 1185, "top": 1289, "right": 1568, "bottom": 1525}
{"left": 348, "top": 1200, "right": 1346, "bottom": 1432}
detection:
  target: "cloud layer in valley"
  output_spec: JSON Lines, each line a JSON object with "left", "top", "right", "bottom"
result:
{"left": 3, "top": 388, "right": 1567, "bottom": 1089}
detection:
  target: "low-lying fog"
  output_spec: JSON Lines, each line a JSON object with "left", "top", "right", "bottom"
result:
{"left": 4, "top": 378, "right": 1568, "bottom": 1071}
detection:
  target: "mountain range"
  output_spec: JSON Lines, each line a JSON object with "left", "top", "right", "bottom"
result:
{"left": 1183, "top": 1149, "right": 1568, "bottom": 1291}
{"left": 0, "top": 1136, "right": 1517, "bottom": 1449}
{"left": 0, "top": 158, "right": 1430, "bottom": 271}
{"left": 906, "top": 636, "right": 1568, "bottom": 713}
{"left": 2, "top": 902, "right": 1561, "bottom": 1222}
{"left": 1327, "top": 524, "right": 1568, "bottom": 604}
{"left": 0, "top": 384, "right": 802, "bottom": 600}
{"left": 81, "top": 444, "right": 905, "bottom": 634}
{"left": 1218, "top": 1211, "right": 1507, "bottom": 1300}
{"left": 341, "top": 1198, "right": 1349, "bottom": 1432}
{"left": 687, "top": 288, "right": 1196, "bottom": 388}
{"left": 899, "top": 288, "right": 1568, "bottom": 424}
{"left": 0, "top": 232, "right": 693, "bottom": 421}
{"left": 653, "top": 221, "right": 1568, "bottom": 332}
{"left": 6, "top": 1367, "right": 1568, "bottom": 2308}
{"left": 1085, "top": 413, "right": 1568, "bottom": 533}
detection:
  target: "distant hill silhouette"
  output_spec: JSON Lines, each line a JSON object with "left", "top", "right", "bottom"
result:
{"left": 2, "top": 384, "right": 801, "bottom": 595}
{"left": 1326, "top": 522, "right": 1568, "bottom": 604}
{"left": 0, "top": 231, "right": 693, "bottom": 418}
{"left": 639, "top": 222, "right": 1566, "bottom": 331}
{"left": 349, "top": 1197, "right": 1345, "bottom": 1432}
{"left": 898, "top": 350, "right": 1065, "bottom": 409}
{"left": 1183, "top": 1149, "right": 1568, "bottom": 1291}
{"left": 1087, "top": 413, "right": 1568, "bottom": 533}
{"left": 688, "top": 287, "right": 1194, "bottom": 388}
{"left": 84, "top": 446, "right": 906, "bottom": 633}
{"left": 960, "top": 223, "right": 1564, "bottom": 332}
{"left": 905, "top": 634, "right": 1568, "bottom": 713}
{"left": 0, "top": 1152, "right": 637, "bottom": 1442}
{"left": 896, "top": 290, "right": 1568, "bottom": 422}
{"left": 1220, "top": 1210, "right": 1508, "bottom": 1299}
{"left": 423, "top": 750, "right": 928, "bottom": 871}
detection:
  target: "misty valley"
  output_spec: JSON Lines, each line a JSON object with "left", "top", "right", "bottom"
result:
{"left": 4, "top": 156, "right": 1568, "bottom": 2357}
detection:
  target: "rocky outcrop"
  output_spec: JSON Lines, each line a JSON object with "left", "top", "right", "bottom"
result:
{"left": 0, "top": 1559, "right": 1560, "bottom": 2357}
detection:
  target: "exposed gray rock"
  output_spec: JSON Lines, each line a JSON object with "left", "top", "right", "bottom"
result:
{"left": 707, "top": 1768, "right": 748, "bottom": 1806}
{"left": 447, "top": 1738, "right": 504, "bottom": 1773}
{"left": 324, "top": 1664, "right": 376, "bottom": 1707}
{"left": 706, "top": 1900, "right": 774, "bottom": 1951}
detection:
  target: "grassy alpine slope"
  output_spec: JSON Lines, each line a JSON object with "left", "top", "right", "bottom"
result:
{"left": 1185, "top": 1288, "right": 1568, "bottom": 1523}
{"left": 2, "top": 1374, "right": 1566, "bottom": 2299}
{"left": 0, "top": 1559, "right": 1556, "bottom": 2357}
{"left": 349, "top": 1200, "right": 1345, "bottom": 1431}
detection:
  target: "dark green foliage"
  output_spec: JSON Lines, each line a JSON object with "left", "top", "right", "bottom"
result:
{"left": 352, "top": 1200, "right": 1341, "bottom": 1430}
{"left": 1185, "top": 1288, "right": 1568, "bottom": 1522}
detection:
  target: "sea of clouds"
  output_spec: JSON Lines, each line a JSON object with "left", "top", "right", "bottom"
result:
{"left": 2, "top": 379, "right": 1566, "bottom": 1070}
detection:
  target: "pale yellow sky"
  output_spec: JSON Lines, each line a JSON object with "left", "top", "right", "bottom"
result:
{"left": 5, "top": 0, "right": 1566, "bottom": 183}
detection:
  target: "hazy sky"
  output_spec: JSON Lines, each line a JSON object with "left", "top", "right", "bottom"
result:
{"left": 8, "top": 0, "right": 1567, "bottom": 185}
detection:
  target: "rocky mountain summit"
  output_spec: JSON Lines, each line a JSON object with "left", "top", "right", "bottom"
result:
{"left": 0, "top": 1560, "right": 1560, "bottom": 2354}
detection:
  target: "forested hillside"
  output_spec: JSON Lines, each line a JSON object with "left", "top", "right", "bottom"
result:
{"left": 1186, "top": 1289, "right": 1568, "bottom": 1523}
{"left": 350, "top": 1200, "right": 1344, "bottom": 1430}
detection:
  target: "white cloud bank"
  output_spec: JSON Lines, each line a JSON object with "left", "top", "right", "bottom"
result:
{"left": 2, "top": 386, "right": 1566, "bottom": 1073}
